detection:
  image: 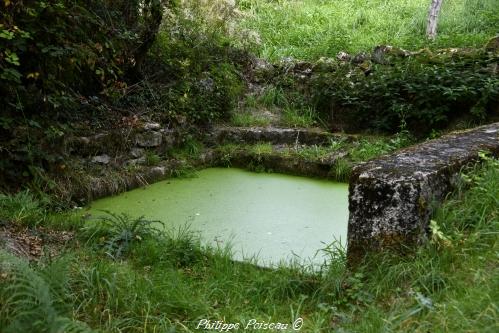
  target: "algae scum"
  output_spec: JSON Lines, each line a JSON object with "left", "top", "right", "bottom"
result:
{"left": 87, "top": 168, "right": 348, "bottom": 266}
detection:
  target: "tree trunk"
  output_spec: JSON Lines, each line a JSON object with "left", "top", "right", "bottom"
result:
{"left": 427, "top": 0, "right": 443, "bottom": 40}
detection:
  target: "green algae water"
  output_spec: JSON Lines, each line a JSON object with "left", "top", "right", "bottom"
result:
{"left": 86, "top": 168, "right": 348, "bottom": 267}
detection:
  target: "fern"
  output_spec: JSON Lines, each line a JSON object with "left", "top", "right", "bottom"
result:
{"left": 0, "top": 250, "right": 95, "bottom": 333}
{"left": 0, "top": 190, "right": 45, "bottom": 226}
{"left": 82, "top": 210, "right": 163, "bottom": 259}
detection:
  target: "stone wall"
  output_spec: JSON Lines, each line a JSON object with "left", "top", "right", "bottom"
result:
{"left": 347, "top": 123, "right": 499, "bottom": 263}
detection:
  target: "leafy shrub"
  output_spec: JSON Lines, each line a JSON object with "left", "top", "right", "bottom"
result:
{"left": 131, "top": 2, "right": 247, "bottom": 125}
{"left": 0, "top": 1, "right": 175, "bottom": 192}
{"left": 0, "top": 0, "right": 173, "bottom": 115}
{"left": 311, "top": 52, "right": 499, "bottom": 134}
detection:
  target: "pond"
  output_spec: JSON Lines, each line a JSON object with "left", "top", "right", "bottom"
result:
{"left": 85, "top": 168, "right": 349, "bottom": 267}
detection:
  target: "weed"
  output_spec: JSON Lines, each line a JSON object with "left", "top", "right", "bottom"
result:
{"left": 231, "top": 112, "right": 271, "bottom": 127}
{"left": 216, "top": 143, "right": 242, "bottom": 167}
{"left": 82, "top": 211, "right": 163, "bottom": 259}
{"left": 295, "top": 145, "right": 330, "bottom": 161}
{"left": 281, "top": 107, "right": 316, "bottom": 128}
{"left": 170, "top": 163, "right": 198, "bottom": 179}
{"left": 244, "top": 94, "right": 259, "bottom": 108}
{"left": 184, "top": 137, "right": 204, "bottom": 156}
{"left": 247, "top": 143, "right": 273, "bottom": 172}
{"left": 144, "top": 151, "right": 161, "bottom": 166}
{"left": 349, "top": 137, "right": 401, "bottom": 162}
{"left": 250, "top": 142, "right": 273, "bottom": 157}
{"left": 163, "top": 224, "right": 205, "bottom": 268}
{"left": 0, "top": 251, "right": 94, "bottom": 333}
{"left": 332, "top": 159, "right": 352, "bottom": 182}
{"left": 0, "top": 190, "right": 45, "bottom": 227}
{"left": 258, "top": 85, "right": 288, "bottom": 108}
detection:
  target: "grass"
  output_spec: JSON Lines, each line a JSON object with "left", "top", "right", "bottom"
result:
{"left": 292, "top": 133, "right": 412, "bottom": 162}
{"left": 281, "top": 107, "right": 316, "bottom": 128}
{"left": 232, "top": 88, "right": 319, "bottom": 128}
{"left": 349, "top": 133, "right": 412, "bottom": 162}
{"left": 231, "top": 112, "right": 271, "bottom": 127}
{"left": 0, "top": 156, "right": 498, "bottom": 332}
{"left": 249, "top": 142, "right": 274, "bottom": 158}
{"left": 236, "top": 0, "right": 499, "bottom": 61}
{"left": 257, "top": 85, "right": 288, "bottom": 108}
{"left": 0, "top": 190, "right": 45, "bottom": 227}
{"left": 144, "top": 151, "right": 161, "bottom": 166}
{"left": 215, "top": 133, "right": 413, "bottom": 181}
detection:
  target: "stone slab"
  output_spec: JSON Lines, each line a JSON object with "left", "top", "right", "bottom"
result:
{"left": 207, "top": 126, "right": 354, "bottom": 146}
{"left": 347, "top": 123, "right": 499, "bottom": 263}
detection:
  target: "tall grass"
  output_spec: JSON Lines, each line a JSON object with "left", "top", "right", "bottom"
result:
{"left": 0, "top": 156, "right": 497, "bottom": 332}
{"left": 236, "top": 0, "right": 499, "bottom": 61}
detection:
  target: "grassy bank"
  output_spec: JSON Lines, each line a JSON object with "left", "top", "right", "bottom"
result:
{"left": 236, "top": 0, "right": 499, "bottom": 61}
{"left": 1, "top": 155, "right": 497, "bottom": 332}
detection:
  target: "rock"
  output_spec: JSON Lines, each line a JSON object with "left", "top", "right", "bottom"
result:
{"left": 314, "top": 57, "right": 338, "bottom": 71}
{"left": 336, "top": 51, "right": 351, "bottom": 62}
{"left": 214, "top": 149, "right": 335, "bottom": 178}
{"left": 143, "top": 122, "right": 161, "bottom": 131}
{"left": 149, "top": 166, "right": 166, "bottom": 179}
{"left": 135, "top": 131, "right": 162, "bottom": 147}
{"left": 485, "top": 35, "right": 499, "bottom": 53}
{"left": 130, "top": 147, "right": 145, "bottom": 158}
{"left": 126, "top": 157, "right": 146, "bottom": 166}
{"left": 91, "top": 154, "right": 111, "bottom": 164}
{"left": 371, "top": 45, "right": 410, "bottom": 64}
{"left": 352, "top": 52, "right": 369, "bottom": 64}
{"left": 161, "top": 132, "right": 177, "bottom": 149}
{"left": 76, "top": 136, "right": 91, "bottom": 145}
{"left": 253, "top": 58, "right": 275, "bottom": 82}
{"left": 347, "top": 123, "right": 499, "bottom": 264}
{"left": 198, "top": 77, "right": 215, "bottom": 92}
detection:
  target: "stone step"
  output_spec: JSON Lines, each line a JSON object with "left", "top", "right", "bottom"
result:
{"left": 205, "top": 126, "right": 355, "bottom": 146}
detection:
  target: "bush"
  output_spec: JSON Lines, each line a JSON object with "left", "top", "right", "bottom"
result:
{"left": 311, "top": 51, "right": 499, "bottom": 134}
{"left": 121, "top": 1, "right": 248, "bottom": 125}
{"left": 0, "top": 1, "right": 173, "bottom": 116}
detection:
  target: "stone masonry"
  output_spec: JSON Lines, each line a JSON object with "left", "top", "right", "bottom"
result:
{"left": 347, "top": 123, "right": 499, "bottom": 263}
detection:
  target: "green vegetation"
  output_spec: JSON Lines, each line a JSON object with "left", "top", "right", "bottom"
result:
{"left": 311, "top": 51, "right": 499, "bottom": 134}
{"left": 0, "top": 0, "right": 172, "bottom": 113}
{"left": 214, "top": 133, "right": 414, "bottom": 180}
{"left": 281, "top": 107, "right": 316, "bottom": 128}
{"left": 0, "top": 0, "right": 246, "bottom": 189}
{"left": 0, "top": 190, "right": 52, "bottom": 227}
{"left": 1, "top": 156, "right": 497, "bottom": 332}
{"left": 144, "top": 151, "right": 161, "bottom": 166}
{"left": 237, "top": 0, "right": 499, "bottom": 61}
{"left": 231, "top": 112, "right": 272, "bottom": 127}
{"left": 1, "top": 1, "right": 498, "bottom": 331}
